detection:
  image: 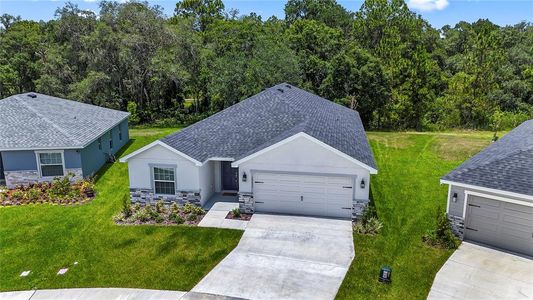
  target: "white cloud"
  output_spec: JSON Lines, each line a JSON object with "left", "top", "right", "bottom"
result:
{"left": 408, "top": 0, "right": 449, "bottom": 11}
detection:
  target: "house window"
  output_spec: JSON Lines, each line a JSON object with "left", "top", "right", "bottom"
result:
{"left": 37, "top": 152, "right": 64, "bottom": 177}
{"left": 153, "top": 167, "right": 175, "bottom": 195}
{"left": 109, "top": 131, "right": 113, "bottom": 149}
{"left": 98, "top": 138, "right": 102, "bottom": 150}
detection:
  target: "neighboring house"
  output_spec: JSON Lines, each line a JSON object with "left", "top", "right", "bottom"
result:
{"left": 441, "top": 120, "right": 533, "bottom": 257}
{"left": 0, "top": 93, "right": 130, "bottom": 187}
{"left": 121, "top": 83, "right": 377, "bottom": 219}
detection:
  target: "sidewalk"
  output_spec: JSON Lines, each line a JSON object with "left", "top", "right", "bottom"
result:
{"left": 0, "top": 288, "right": 186, "bottom": 300}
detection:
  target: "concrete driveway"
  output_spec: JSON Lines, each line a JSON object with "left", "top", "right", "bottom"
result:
{"left": 428, "top": 242, "right": 533, "bottom": 299}
{"left": 191, "top": 213, "right": 354, "bottom": 300}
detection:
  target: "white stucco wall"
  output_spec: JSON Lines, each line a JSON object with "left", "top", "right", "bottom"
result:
{"left": 198, "top": 161, "right": 215, "bottom": 205}
{"left": 236, "top": 135, "right": 372, "bottom": 200}
{"left": 126, "top": 144, "right": 200, "bottom": 191}
{"left": 446, "top": 183, "right": 533, "bottom": 217}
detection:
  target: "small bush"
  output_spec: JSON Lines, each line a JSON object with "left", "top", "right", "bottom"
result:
{"left": 423, "top": 207, "right": 460, "bottom": 249}
{"left": 169, "top": 212, "right": 185, "bottom": 224}
{"left": 122, "top": 195, "right": 132, "bottom": 218}
{"left": 186, "top": 214, "right": 197, "bottom": 221}
{"left": 48, "top": 175, "right": 72, "bottom": 198}
{"left": 27, "top": 188, "right": 42, "bottom": 201}
{"left": 144, "top": 205, "right": 160, "bottom": 220}
{"left": 132, "top": 202, "right": 141, "bottom": 212}
{"left": 154, "top": 215, "right": 164, "bottom": 223}
{"left": 231, "top": 207, "right": 241, "bottom": 218}
{"left": 11, "top": 191, "right": 24, "bottom": 200}
{"left": 353, "top": 203, "right": 383, "bottom": 235}
{"left": 132, "top": 208, "right": 150, "bottom": 222}
{"left": 170, "top": 202, "right": 180, "bottom": 213}
{"left": 353, "top": 217, "right": 383, "bottom": 235}
{"left": 183, "top": 203, "right": 205, "bottom": 215}
{"left": 155, "top": 200, "right": 167, "bottom": 213}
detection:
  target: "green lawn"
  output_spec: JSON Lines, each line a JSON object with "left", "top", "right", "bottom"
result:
{"left": 337, "top": 131, "right": 493, "bottom": 299}
{"left": 0, "top": 128, "right": 495, "bottom": 297}
{"left": 0, "top": 127, "right": 243, "bottom": 292}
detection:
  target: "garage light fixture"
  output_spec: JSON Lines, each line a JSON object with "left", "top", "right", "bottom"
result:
{"left": 360, "top": 179, "right": 365, "bottom": 189}
{"left": 452, "top": 193, "right": 458, "bottom": 203}
{"left": 242, "top": 172, "right": 247, "bottom": 182}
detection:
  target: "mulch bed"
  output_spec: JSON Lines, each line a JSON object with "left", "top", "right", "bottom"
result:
{"left": 225, "top": 211, "right": 253, "bottom": 221}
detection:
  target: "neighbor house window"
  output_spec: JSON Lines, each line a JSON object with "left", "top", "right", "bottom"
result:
{"left": 98, "top": 138, "right": 102, "bottom": 150}
{"left": 119, "top": 125, "right": 123, "bottom": 141}
{"left": 153, "top": 167, "right": 175, "bottom": 195}
{"left": 109, "top": 131, "right": 113, "bottom": 149}
{"left": 37, "top": 152, "right": 64, "bottom": 177}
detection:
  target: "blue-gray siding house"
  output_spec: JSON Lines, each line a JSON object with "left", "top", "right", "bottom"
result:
{"left": 0, "top": 92, "right": 130, "bottom": 187}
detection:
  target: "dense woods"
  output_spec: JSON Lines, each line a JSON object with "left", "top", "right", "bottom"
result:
{"left": 0, "top": 0, "right": 531, "bottom": 130}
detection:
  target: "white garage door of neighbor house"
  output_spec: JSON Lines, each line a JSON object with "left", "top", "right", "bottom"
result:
{"left": 465, "top": 195, "right": 533, "bottom": 257}
{"left": 252, "top": 172, "right": 354, "bottom": 219}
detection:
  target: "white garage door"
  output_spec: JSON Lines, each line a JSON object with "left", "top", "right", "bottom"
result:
{"left": 253, "top": 172, "right": 354, "bottom": 218}
{"left": 465, "top": 195, "right": 533, "bottom": 257}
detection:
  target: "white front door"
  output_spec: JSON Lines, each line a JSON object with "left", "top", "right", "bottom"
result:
{"left": 465, "top": 195, "right": 533, "bottom": 257}
{"left": 253, "top": 172, "right": 354, "bottom": 218}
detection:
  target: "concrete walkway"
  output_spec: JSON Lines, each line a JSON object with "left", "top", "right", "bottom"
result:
{"left": 192, "top": 213, "right": 354, "bottom": 300}
{"left": 0, "top": 288, "right": 186, "bottom": 300}
{"left": 428, "top": 242, "right": 533, "bottom": 300}
{"left": 198, "top": 202, "right": 248, "bottom": 230}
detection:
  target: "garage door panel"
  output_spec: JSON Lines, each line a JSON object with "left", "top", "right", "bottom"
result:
{"left": 253, "top": 172, "right": 353, "bottom": 219}
{"left": 465, "top": 195, "right": 533, "bottom": 257}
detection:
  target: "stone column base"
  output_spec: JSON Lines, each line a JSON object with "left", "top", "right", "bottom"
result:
{"left": 238, "top": 193, "right": 254, "bottom": 214}
{"left": 447, "top": 214, "right": 465, "bottom": 239}
{"left": 5, "top": 168, "right": 83, "bottom": 188}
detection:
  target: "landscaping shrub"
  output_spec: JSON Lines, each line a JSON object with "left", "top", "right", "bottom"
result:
{"left": 169, "top": 212, "right": 185, "bottom": 224}
{"left": 353, "top": 202, "right": 383, "bottom": 235}
{"left": 186, "top": 214, "right": 197, "bottom": 222}
{"left": 423, "top": 207, "right": 460, "bottom": 249}
{"left": 133, "top": 207, "right": 150, "bottom": 222}
{"left": 170, "top": 202, "right": 180, "bottom": 213}
{"left": 231, "top": 207, "right": 241, "bottom": 218}
{"left": 155, "top": 200, "right": 167, "bottom": 213}
{"left": 27, "top": 188, "right": 42, "bottom": 201}
{"left": 121, "top": 195, "right": 132, "bottom": 218}
{"left": 48, "top": 175, "right": 73, "bottom": 198}
{"left": 183, "top": 203, "right": 205, "bottom": 215}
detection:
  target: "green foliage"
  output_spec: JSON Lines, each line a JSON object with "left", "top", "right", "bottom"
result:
{"left": 423, "top": 207, "right": 460, "bottom": 249}
{"left": 186, "top": 214, "right": 197, "bottom": 222}
{"left": 0, "top": 0, "right": 531, "bottom": 130}
{"left": 48, "top": 176, "right": 74, "bottom": 198}
{"left": 169, "top": 211, "right": 185, "bottom": 224}
{"left": 231, "top": 207, "right": 241, "bottom": 218}
{"left": 121, "top": 195, "right": 132, "bottom": 218}
{"left": 155, "top": 200, "right": 167, "bottom": 213}
{"left": 183, "top": 203, "right": 205, "bottom": 215}
{"left": 353, "top": 203, "right": 383, "bottom": 235}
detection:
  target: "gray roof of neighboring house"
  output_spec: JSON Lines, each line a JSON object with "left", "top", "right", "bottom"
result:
{"left": 161, "top": 83, "right": 377, "bottom": 170}
{"left": 0, "top": 93, "right": 130, "bottom": 151}
{"left": 442, "top": 119, "right": 533, "bottom": 196}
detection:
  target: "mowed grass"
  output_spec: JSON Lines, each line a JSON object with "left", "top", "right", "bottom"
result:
{"left": 0, "top": 127, "right": 242, "bottom": 292}
{"left": 337, "top": 131, "right": 493, "bottom": 299}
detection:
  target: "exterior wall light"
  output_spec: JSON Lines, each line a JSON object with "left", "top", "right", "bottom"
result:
{"left": 360, "top": 179, "right": 365, "bottom": 189}
{"left": 242, "top": 172, "right": 247, "bottom": 182}
{"left": 452, "top": 193, "right": 458, "bottom": 203}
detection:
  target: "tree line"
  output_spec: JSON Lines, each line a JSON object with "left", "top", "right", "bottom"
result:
{"left": 0, "top": 0, "right": 531, "bottom": 130}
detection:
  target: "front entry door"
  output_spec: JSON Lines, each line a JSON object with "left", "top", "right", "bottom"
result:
{"left": 221, "top": 161, "right": 239, "bottom": 191}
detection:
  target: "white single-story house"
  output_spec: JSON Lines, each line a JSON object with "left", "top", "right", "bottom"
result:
{"left": 441, "top": 120, "right": 533, "bottom": 257}
{"left": 120, "top": 83, "right": 377, "bottom": 219}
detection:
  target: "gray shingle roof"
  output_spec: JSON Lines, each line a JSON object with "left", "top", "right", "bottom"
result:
{"left": 442, "top": 119, "right": 533, "bottom": 196}
{"left": 0, "top": 93, "right": 130, "bottom": 150}
{"left": 161, "top": 83, "right": 377, "bottom": 170}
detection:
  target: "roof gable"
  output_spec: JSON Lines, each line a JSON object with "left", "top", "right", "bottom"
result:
{"left": 443, "top": 120, "right": 533, "bottom": 196}
{"left": 0, "top": 93, "right": 130, "bottom": 150}
{"left": 160, "top": 83, "right": 377, "bottom": 170}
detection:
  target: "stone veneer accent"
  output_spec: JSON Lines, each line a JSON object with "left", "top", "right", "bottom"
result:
{"left": 130, "top": 188, "right": 201, "bottom": 206}
{"left": 352, "top": 199, "right": 370, "bottom": 220}
{"left": 238, "top": 193, "right": 254, "bottom": 214}
{"left": 447, "top": 214, "right": 465, "bottom": 239}
{"left": 5, "top": 168, "right": 83, "bottom": 188}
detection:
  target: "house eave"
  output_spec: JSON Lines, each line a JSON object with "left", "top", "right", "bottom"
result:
{"left": 440, "top": 179, "right": 533, "bottom": 201}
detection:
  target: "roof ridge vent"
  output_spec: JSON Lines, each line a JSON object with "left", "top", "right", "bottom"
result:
{"left": 277, "top": 88, "right": 284, "bottom": 93}
{"left": 285, "top": 84, "right": 292, "bottom": 89}
{"left": 27, "top": 93, "right": 37, "bottom": 98}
